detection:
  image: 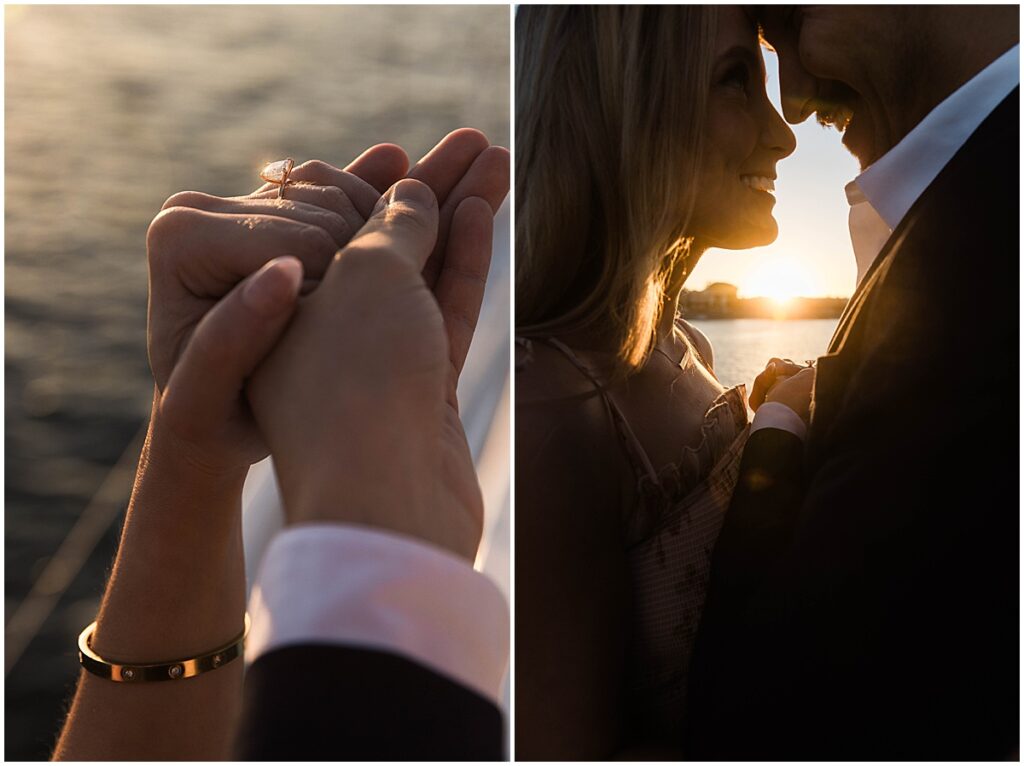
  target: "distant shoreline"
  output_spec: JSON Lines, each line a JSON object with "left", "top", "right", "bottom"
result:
{"left": 681, "top": 285, "right": 848, "bottom": 320}
{"left": 685, "top": 297, "right": 848, "bottom": 320}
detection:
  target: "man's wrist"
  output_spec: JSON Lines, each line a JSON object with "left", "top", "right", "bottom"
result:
{"left": 750, "top": 401, "right": 809, "bottom": 440}
{"left": 278, "top": 459, "right": 432, "bottom": 532}
{"left": 281, "top": 476, "right": 481, "bottom": 563}
{"left": 247, "top": 524, "right": 509, "bottom": 704}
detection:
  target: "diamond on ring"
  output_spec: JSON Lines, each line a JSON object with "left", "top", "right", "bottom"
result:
{"left": 259, "top": 158, "right": 295, "bottom": 200}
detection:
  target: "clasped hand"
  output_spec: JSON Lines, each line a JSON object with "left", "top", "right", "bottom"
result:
{"left": 145, "top": 130, "right": 509, "bottom": 560}
{"left": 749, "top": 357, "right": 816, "bottom": 423}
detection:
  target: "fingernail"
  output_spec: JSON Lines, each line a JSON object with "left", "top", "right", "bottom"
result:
{"left": 243, "top": 257, "right": 303, "bottom": 315}
{"left": 386, "top": 179, "right": 436, "bottom": 210}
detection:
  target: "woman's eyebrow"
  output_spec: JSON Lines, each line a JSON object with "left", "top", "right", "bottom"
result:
{"left": 717, "top": 45, "right": 760, "bottom": 68}
{"left": 717, "top": 45, "right": 767, "bottom": 82}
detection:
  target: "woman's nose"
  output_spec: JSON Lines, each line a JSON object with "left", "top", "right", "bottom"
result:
{"left": 762, "top": 103, "right": 797, "bottom": 159}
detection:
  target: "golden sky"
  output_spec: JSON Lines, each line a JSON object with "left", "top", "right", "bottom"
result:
{"left": 689, "top": 50, "right": 862, "bottom": 299}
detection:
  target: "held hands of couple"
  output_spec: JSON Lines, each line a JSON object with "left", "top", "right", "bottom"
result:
{"left": 146, "top": 141, "right": 408, "bottom": 472}
{"left": 145, "top": 129, "right": 509, "bottom": 560}
{"left": 749, "top": 358, "right": 816, "bottom": 424}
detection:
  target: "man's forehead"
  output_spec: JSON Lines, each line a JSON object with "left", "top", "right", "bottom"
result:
{"left": 746, "top": 5, "right": 795, "bottom": 24}
{"left": 745, "top": 5, "right": 796, "bottom": 46}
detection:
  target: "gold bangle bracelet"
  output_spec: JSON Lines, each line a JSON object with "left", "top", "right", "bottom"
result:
{"left": 78, "top": 613, "right": 250, "bottom": 683}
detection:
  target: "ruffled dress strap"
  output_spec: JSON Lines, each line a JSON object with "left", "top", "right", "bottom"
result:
{"left": 530, "top": 337, "right": 662, "bottom": 488}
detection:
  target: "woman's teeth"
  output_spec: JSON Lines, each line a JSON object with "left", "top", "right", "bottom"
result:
{"left": 741, "top": 175, "right": 775, "bottom": 193}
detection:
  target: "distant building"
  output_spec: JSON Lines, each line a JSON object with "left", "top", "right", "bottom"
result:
{"left": 680, "top": 282, "right": 739, "bottom": 317}
{"left": 680, "top": 282, "right": 847, "bottom": 320}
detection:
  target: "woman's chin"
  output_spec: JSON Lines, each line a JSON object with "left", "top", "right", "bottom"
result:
{"left": 704, "top": 219, "right": 778, "bottom": 251}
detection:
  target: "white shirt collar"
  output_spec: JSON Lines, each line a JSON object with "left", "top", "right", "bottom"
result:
{"left": 844, "top": 43, "right": 1019, "bottom": 283}
{"left": 854, "top": 43, "right": 1019, "bottom": 230}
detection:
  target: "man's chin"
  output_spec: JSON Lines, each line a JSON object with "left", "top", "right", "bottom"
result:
{"left": 839, "top": 109, "right": 884, "bottom": 169}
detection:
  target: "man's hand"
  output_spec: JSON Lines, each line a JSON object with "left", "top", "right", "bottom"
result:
{"left": 247, "top": 179, "right": 497, "bottom": 560}
{"left": 250, "top": 129, "right": 510, "bottom": 380}
{"left": 749, "top": 357, "right": 816, "bottom": 424}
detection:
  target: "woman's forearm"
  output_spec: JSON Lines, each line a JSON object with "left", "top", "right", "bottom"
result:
{"left": 53, "top": 412, "right": 248, "bottom": 761}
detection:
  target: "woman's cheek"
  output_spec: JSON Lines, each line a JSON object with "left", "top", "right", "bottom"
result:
{"left": 709, "top": 99, "right": 758, "bottom": 165}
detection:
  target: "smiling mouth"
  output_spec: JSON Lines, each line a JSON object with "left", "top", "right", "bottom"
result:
{"left": 740, "top": 175, "right": 776, "bottom": 193}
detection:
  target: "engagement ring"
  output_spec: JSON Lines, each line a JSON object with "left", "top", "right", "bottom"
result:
{"left": 259, "top": 158, "right": 295, "bottom": 199}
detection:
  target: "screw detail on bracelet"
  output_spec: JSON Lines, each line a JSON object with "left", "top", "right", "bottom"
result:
{"left": 77, "top": 614, "right": 250, "bottom": 683}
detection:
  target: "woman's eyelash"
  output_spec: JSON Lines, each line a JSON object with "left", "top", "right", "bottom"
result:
{"left": 720, "top": 64, "right": 750, "bottom": 90}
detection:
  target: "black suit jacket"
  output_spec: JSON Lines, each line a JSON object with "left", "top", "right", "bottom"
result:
{"left": 685, "top": 89, "right": 1020, "bottom": 760}
{"left": 232, "top": 645, "right": 504, "bottom": 760}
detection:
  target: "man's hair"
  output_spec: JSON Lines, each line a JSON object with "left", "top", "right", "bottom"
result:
{"left": 515, "top": 6, "right": 718, "bottom": 372}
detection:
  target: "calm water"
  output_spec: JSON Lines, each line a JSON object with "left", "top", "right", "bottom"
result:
{"left": 691, "top": 318, "right": 839, "bottom": 390}
{"left": 5, "top": 6, "right": 508, "bottom": 758}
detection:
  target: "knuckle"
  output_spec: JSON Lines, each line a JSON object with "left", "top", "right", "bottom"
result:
{"left": 321, "top": 185, "right": 359, "bottom": 217}
{"left": 147, "top": 206, "right": 197, "bottom": 263}
{"left": 319, "top": 210, "right": 351, "bottom": 242}
{"left": 294, "top": 159, "right": 334, "bottom": 183}
{"left": 299, "top": 223, "right": 339, "bottom": 254}
{"left": 161, "top": 190, "right": 205, "bottom": 210}
{"left": 319, "top": 184, "right": 347, "bottom": 206}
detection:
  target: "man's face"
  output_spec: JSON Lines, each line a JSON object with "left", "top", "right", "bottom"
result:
{"left": 759, "top": 6, "right": 912, "bottom": 168}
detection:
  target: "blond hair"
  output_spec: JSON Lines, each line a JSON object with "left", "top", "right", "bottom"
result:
{"left": 515, "top": 6, "right": 718, "bottom": 371}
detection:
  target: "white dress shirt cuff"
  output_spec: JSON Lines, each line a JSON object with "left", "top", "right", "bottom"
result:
{"left": 246, "top": 524, "right": 510, "bottom": 706}
{"left": 750, "top": 401, "right": 808, "bottom": 441}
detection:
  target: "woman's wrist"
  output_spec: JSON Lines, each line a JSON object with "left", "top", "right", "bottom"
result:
{"left": 89, "top": 404, "right": 249, "bottom": 661}
{"left": 146, "top": 393, "right": 251, "bottom": 502}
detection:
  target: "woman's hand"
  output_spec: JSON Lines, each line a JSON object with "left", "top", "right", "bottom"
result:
{"left": 749, "top": 357, "right": 815, "bottom": 424}
{"left": 145, "top": 146, "right": 408, "bottom": 474}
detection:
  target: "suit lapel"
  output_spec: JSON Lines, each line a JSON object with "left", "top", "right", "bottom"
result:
{"left": 826, "top": 236, "right": 896, "bottom": 354}
{"left": 811, "top": 86, "right": 1019, "bottom": 449}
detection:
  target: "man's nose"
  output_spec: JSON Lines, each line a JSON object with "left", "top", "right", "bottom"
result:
{"left": 777, "top": 50, "right": 819, "bottom": 124}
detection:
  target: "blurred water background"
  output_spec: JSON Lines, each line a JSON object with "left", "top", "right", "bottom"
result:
{"left": 5, "top": 5, "right": 508, "bottom": 759}
{"left": 691, "top": 318, "right": 838, "bottom": 390}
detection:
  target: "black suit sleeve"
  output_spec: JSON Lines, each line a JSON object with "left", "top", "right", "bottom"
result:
{"left": 699, "top": 427, "right": 805, "bottom": 610}
{"left": 689, "top": 345, "right": 1019, "bottom": 760}
{"left": 233, "top": 645, "right": 504, "bottom": 761}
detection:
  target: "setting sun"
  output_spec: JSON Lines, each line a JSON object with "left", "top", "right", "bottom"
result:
{"left": 741, "top": 258, "right": 816, "bottom": 303}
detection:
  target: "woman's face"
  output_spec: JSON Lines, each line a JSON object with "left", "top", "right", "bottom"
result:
{"left": 688, "top": 7, "right": 796, "bottom": 250}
